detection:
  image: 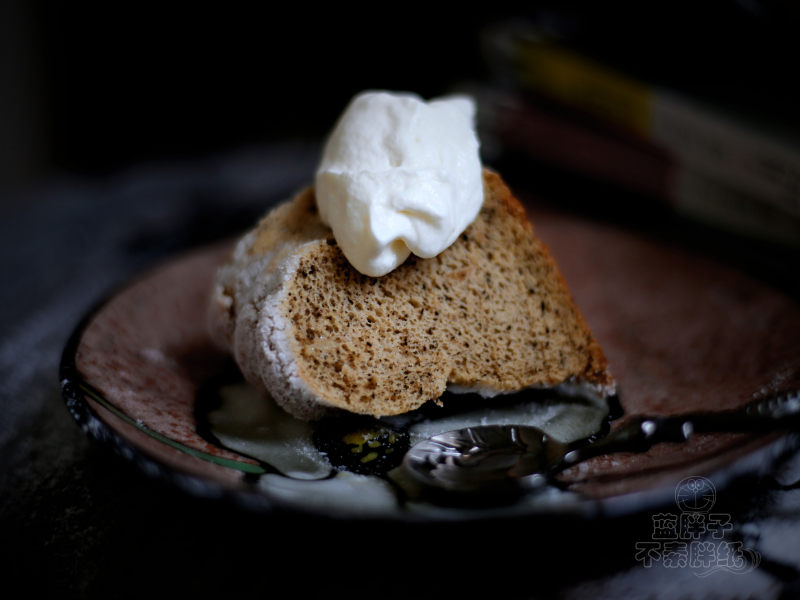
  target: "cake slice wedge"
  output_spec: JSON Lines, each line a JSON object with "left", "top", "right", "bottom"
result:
{"left": 209, "top": 169, "right": 614, "bottom": 421}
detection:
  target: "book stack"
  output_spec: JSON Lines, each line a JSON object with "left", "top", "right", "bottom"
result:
{"left": 479, "top": 23, "right": 800, "bottom": 248}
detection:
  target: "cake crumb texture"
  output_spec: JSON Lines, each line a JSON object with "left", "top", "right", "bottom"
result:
{"left": 210, "top": 169, "right": 613, "bottom": 419}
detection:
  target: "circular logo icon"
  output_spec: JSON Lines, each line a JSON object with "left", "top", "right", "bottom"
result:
{"left": 675, "top": 476, "right": 716, "bottom": 512}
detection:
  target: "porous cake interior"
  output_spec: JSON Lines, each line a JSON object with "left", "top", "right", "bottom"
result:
{"left": 279, "top": 171, "right": 610, "bottom": 417}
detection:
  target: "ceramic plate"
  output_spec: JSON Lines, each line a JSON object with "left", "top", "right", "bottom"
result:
{"left": 60, "top": 209, "right": 800, "bottom": 521}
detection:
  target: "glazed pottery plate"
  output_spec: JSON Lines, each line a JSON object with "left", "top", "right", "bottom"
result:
{"left": 60, "top": 208, "right": 800, "bottom": 521}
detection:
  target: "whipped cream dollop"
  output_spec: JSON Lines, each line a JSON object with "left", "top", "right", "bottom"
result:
{"left": 314, "top": 90, "right": 484, "bottom": 277}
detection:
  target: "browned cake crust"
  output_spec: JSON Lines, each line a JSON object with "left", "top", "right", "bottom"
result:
{"left": 209, "top": 169, "right": 614, "bottom": 420}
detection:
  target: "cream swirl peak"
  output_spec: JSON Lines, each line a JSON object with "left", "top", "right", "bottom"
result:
{"left": 314, "top": 90, "right": 484, "bottom": 277}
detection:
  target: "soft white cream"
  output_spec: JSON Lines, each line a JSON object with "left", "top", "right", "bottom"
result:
{"left": 314, "top": 90, "right": 484, "bottom": 277}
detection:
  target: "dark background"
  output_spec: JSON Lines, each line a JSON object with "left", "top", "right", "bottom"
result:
{"left": 3, "top": 3, "right": 800, "bottom": 598}
{"left": 3, "top": 1, "right": 800, "bottom": 201}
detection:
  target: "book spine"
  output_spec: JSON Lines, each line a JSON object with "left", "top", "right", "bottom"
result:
{"left": 673, "top": 168, "right": 800, "bottom": 248}
{"left": 482, "top": 90, "right": 800, "bottom": 247}
{"left": 511, "top": 37, "right": 800, "bottom": 219}
{"left": 486, "top": 92, "right": 675, "bottom": 200}
{"left": 651, "top": 91, "right": 800, "bottom": 218}
{"left": 511, "top": 39, "right": 653, "bottom": 136}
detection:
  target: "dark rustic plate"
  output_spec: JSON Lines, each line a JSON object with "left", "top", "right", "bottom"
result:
{"left": 60, "top": 209, "right": 800, "bottom": 521}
